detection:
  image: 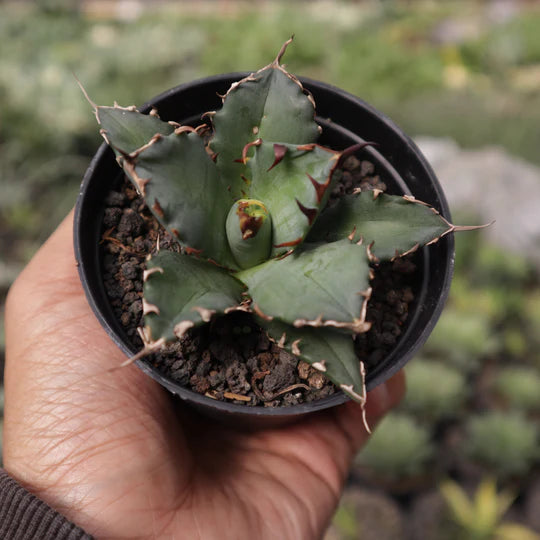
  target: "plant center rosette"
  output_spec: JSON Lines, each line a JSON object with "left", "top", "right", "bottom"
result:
{"left": 85, "top": 38, "right": 481, "bottom": 422}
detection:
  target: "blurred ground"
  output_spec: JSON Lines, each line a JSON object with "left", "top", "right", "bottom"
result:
{"left": 1, "top": 1, "right": 539, "bottom": 538}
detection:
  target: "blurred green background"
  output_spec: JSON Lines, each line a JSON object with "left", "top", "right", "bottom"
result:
{"left": 1, "top": 1, "right": 539, "bottom": 538}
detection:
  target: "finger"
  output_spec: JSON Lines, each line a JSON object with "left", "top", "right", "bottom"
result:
{"left": 4, "top": 211, "right": 169, "bottom": 461}
{"left": 326, "top": 370, "right": 406, "bottom": 485}
{"left": 5, "top": 210, "right": 145, "bottom": 386}
{"left": 4, "top": 212, "right": 195, "bottom": 538}
{"left": 255, "top": 370, "right": 406, "bottom": 496}
{"left": 340, "top": 368, "right": 407, "bottom": 445}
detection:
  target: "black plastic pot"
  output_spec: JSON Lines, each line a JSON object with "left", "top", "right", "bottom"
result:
{"left": 74, "top": 74, "right": 454, "bottom": 428}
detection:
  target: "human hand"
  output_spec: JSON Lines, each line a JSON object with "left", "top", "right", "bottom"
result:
{"left": 4, "top": 211, "right": 405, "bottom": 540}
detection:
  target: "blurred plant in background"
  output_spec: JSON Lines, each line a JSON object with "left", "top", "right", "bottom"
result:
{"left": 355, "top": 412, "right": 435, "bottom": 481}
{"left": 440, "top": 478, "right": 540, "bottom": 540}
{"left": 3, "top": 0, "right": 540, "bottom": 264}
{"left": 348, "top": 224, "right": 540, "bottom": 536}
{"left": 492, "top": 366, "right": 540, "bottom": 412}
{"left": 401, "top": 359, "right": 468, "bottom": 422}
{"left": 463, "top": 412, "right": 539, "bottom": 479}
{"left": 1, "top": 1, "right": 540, "bottom": 537}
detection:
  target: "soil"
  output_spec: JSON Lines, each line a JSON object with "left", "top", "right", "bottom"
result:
{"left": 101, "top": 155, "right": 418, "bottom": 407}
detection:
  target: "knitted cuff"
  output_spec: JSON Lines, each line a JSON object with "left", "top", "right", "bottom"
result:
{"left": 0, "top": 470, "right": 93, "bottom": 540}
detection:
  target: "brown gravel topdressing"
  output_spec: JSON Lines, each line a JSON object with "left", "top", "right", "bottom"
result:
{"left": 101, "top": 155, "right": 418, "bottom": 407}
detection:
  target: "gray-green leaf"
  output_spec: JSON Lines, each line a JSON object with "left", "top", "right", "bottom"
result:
{"left": 209, "top": 64, "right": 321, "bottom": 197}
{"left": 247, "top": 142, "right": 340, "bottom": 256}
{"left": 121, "top": 131, "right": 238, "bottom": 269}
{"left": 96, "top": 106, "right": 174, "bottom": 155}
{"left": 237, "top": 239, "right": 372, "bottom": 334}
{"left": 261, "top": 319, "right": 367, "bottom": 403}
{"left": 308, "top": 192, "right": 451, "bottom": 260}
{"left": 143, "top": 250, "right": 246, "bottom": 343}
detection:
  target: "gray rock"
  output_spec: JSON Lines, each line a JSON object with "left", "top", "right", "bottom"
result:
{"left": 416, "top": 137, "right": 540, "bottom": 269}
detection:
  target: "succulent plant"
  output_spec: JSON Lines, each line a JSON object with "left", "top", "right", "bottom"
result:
{"left": 355, "top": 412, "right": 434, "bottom": 479}
{"left": 329, "top": 488, "right": 404, "bottom": 540}
{"left": 440, "top": 478, "right": 540, "bottom": 540}
{"left": 492, "top": 366, "right": 540, "bottom": 413}
{"left": 84, "top": 38, "right": 481, "bottom": 413}
{"left": 422, "top": 308, "right": 498, "bottom": 373}
{"left": 402, "top": 358, "right": 468, "bottom": 422}
{"left": 463, "top": 412, "right": 539, "bottom": 479}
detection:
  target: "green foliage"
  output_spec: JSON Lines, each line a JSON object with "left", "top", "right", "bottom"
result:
{"left": 455, "top": 232, "right": 531, "bottom": 289}
{"left": 492, "top": 366, "right": 540, "bottom": 412}
{"left": 525, "top": 291, "right": 540, "bottom": 328}
{"left": 503, "top": 328, "right": 528, "bottom": 358}
{"left": 356, "top": 413, "right": 434, "bottom": 479}
{"left": 464, "top": 412, "right": 539, "bottom": 478}
{"left": 449, "top": 276, "right": 504, "bottom": 323}
{"left": 440, "top": 478, "right": 540, "bottom": 540}
{"left": 524, "top": 292, "right": 540, "bottom": 367}
{"left": 474, "top": 245, "right": 531, "bottom": 288}
{"left": 402, "top": 359, "right": 467, "bottom": 422}
{"left": 94, "top": 41, "right": 465, "bottom": 403}
{"left": 0, "top": 7, "right": 207, "bottom": 269}
{"left": 37, "top": 0, "right": 80, "bottom": 16}
{"left": 460, "top": 12, "right": 540, "bottom": 73}
{"left": 450, "top": 233, "right": 536, "bottom": 365}
{"left": 452, "top": 234, "right": 530, "bottom": 326}
{"left": 2, "top": 1, "right": 540, "bottom": 274}
{"left": 239, "top": 141, "right": 340, "bottom": 257}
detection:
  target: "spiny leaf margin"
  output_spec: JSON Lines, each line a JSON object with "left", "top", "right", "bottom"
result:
{"left": 142, "top": 250, "right": 246, "bottom": 344}
{"left": 237, "top": 239, "right": 372, "bottom": 334}
{"left": 309, "top": 191, "right": 463, "bottom": 261}
{"left": 261, "top": 319, "right": 368, "bottom": 403}
{"left": 208, "top": 36, "right": 321, "bottom": 199}
{"left": 118, "top": 130, "right": 238, "bottom": 269}
{"left": 246, "top": 141, "right": 342, "bottom": 256}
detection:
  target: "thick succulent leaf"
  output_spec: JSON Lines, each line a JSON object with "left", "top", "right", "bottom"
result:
{"left": 236, "top": 239, "right": 371, "bottom": 334}
{"left": 143, "top": 250, "right": 246, "bottom": 343}
{"left": 96, "top": 106, "right": 174, "bottom": 155}
{"left": 209, "top": 65, "right": 321, "bottom": 198}
{"left": 247, "top": 142, "right": 341, "bottom": 256}
{"left": 260, "top": 319, "right": 366, "bottom": 403}
{"left": 120, "top": 131, "right": 238, "bottom": 269}
{"left": 308, "top": 191, "right": 451, "bottom": 261}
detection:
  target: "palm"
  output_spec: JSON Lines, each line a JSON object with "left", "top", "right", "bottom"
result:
{"left": 4, "top": 213, "right": 403, "bottom": 539}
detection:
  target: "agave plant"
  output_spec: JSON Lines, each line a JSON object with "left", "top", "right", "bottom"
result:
{"left": 84, "top": 39, "right": 478, "bottom": 413}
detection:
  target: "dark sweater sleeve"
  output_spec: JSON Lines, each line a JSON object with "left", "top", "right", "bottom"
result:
{"left": 0, "top": 470, "right": 93, "bottom": 540}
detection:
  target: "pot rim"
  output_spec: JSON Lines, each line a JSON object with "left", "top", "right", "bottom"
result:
{"left": 74, "top": 72, "right": 454, "bottom": 420}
